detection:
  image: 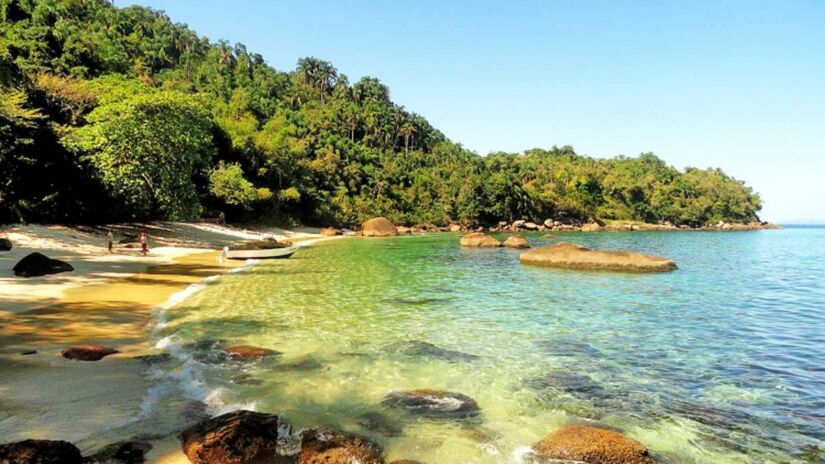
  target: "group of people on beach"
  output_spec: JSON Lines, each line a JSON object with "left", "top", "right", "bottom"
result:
{"left": 105, "top": 230, "right": 149, "bottom": 256}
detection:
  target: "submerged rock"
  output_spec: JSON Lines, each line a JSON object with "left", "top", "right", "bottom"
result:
{"left": 357, "top": 412, "right": 403, "bottom": 437}
{"left": 180, "top": 410, "right": 286, "bottom": 464}
{"left": 60, "top": 345, "right": 119, "bottom": 361}
{"left": 278, "top": 356, "right": 323, "bottom": 371}
{"left": 387, "top": 341, "right": 480, "bottom": 362}
{"left": 533, "top": 339, "right": 601, "bottom": 357}
{"left": 299, "top": 428, "right": 384, "bottom": 464}
{"left": 86, "top": 440, "right": 152, "bottom": 463}
{"left": 0, "top": 237, "right": 12, "bottom": 251}
{"left": 361, "top": 217, "right": 399, "bottom": 237}
{"left": 382, "top": 389, "right": 480, "bottom": 419}
{"left": 0, "top": 439, "right": 83, "bottom": 464}
{"left": 503, "top": 235, "right": 530, "bottom": 248}
{"left": 224, "top": 345, "right": 280, "bottom": 360}
{"left": 533, "top": 425, "right": 655, "bottom": 464}
{"left": 459, "top": 232, "right": 501, "bottom": 248}
{"left": 520, "top": 242, "right": 676, "bottom": 273}
{"left": 13, "top": 252, "right": 74, "bottom": 277}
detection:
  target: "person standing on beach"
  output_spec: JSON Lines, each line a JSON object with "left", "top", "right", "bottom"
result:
{"left": 106, "top": 230, "right": 114, "bottom": 253}
{"left": 139, "top": 231, "right": 148, "bottom": 256}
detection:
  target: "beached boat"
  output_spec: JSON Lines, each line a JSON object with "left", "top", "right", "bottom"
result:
{"left": 226, "top": 245, "right": 298, "bottom": 260}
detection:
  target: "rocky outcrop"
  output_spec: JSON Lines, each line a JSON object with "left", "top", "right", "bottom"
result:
{"left": 520, "top": 242, "right": 676, "bottom": 273}
{"left": 533, "top": 425, "right": 655, "bottom": 464}
{"left": 180, "top": 410, "right": 285, "bottom": 464}
{"left": 0, "top": 439, "right": 83, "bottom": 464}
{"left": 361, "top": 217, "right": 399, "bottom": 237}
{"left": 459, "top": 232, "right": 501, "bottom": 248}
{"left": 60, "top": 345, "right": 119, "bottom": 361}
{"left": 223, "top": 345, "right": 279, "bottom": 360}
{"left": 320, "top": 227, "right": 342, "bottom": 236}
{"left": 13, "top": 252, "right": 74, "bottom": 277}
{"left": 86, "top": 440, "right": 152, "bottom": 463}
{"left": 382, "top": 389, "right": 480, "bottom": 419}
{"left": 299, "top": 428, "right": 384, "bottom": 464}
{"left": 0, "top": 237, "right": 12, "bottom": 251}
{"left": 503, "top": 235, "right": 529, "bottom": 248}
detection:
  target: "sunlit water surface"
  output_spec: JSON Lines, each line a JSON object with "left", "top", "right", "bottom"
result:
{"left": 123, "top": 229, "right": 825, "bottom": 462}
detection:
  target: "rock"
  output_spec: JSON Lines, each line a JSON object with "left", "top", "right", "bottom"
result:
{"left": 361, "top": 217, "right": 399, "bottom": 237}
{"left": 21, "top": 350, "right": 37, "bottom": 355}
{"left": 223, "top": 345, "right": 279, "bottom": 360}
{"left": 0, "top": 237, "right": 12, "bottom": 251}
{"left": 512, "top": 220, "right": 526, "bottom": 229}
{"left": 519, "top": 242, "right": 677, "bottom": 273}
{"left": 299, "top": 428, "right": 384, "bottom": 464}
{"left": 449, "top": 224, "right": 462, "bottom": 232}
{"left": 387, "top": 340, "right": 480, "bottom": 362}
{"left": 13, "top": 252, "right": 74, "bottom": 278}
{"left": 357, "top": 412, "right": 403, "bottom": 437}
{"left": 543, "top": 219, "right": 554, "bottom": 228}
{"left": 382, "top": 389, "right": 480, "bottom": 419}
{"left": 524, "top": 222, "right": 539, "bottom": 230}
{"left": 503, "top": 235, "right": 529, "bottom": 249}
{"left": 320, "top": 227, "right": 342, "bottom": 236}
{"left": 533, "top": 425, "right": 654, "bottom": 464}
{"left": 396, "top": 226, "right": 413, "bottom": 235}
{"left": 581, "top": 222, "right": 602, "bottom": 232}
{"left": 278, "top": 356, "right": 323, "bottom": 371}
{"left": 86, "top": 440, "right": 152, "bottom": 463}
{"left": 180, "top": 410, "right": 286, "bottom": 464}
{"left": 60, "top": 345, "right": 119, "bottom": 361}
{"left": 459, "top": 233, "right": 501, "bottom": 248}
{"left": 0, "top": 439, "right": 83, "bottom": 464}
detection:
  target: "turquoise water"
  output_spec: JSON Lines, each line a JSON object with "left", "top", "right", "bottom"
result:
{"left": 152, "top": 228, "right": 825, "bottom": 463}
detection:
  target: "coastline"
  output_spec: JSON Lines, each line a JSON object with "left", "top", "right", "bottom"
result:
{"left": 0, "top": 222, "right": 329, "bottom": 460}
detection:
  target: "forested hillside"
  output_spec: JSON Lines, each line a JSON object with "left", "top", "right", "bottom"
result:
{"left": 0, "top": 0, "right": 763, "bottom": 226}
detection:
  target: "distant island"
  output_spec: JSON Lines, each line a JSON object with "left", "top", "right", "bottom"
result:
{"left": 1, "top": 1, "right": 764, "bottom": 229}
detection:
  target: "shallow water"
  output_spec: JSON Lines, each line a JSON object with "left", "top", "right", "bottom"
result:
{"left": 6, "top": 228, "right": 825, "bottom": 463}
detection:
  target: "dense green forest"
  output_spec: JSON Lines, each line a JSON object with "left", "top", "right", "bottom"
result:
{"left": 0, "top": 0, "right": 763, "bottom": 227}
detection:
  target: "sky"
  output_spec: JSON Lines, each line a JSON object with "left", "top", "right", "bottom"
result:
{"left": 130, "top": 0, "right": 824, "bottom": 223}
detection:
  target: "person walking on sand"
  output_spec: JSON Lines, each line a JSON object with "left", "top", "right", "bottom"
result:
{"left": 106, "top": 230, "right": 114, "bottom": 254}
{"left": 139, "top": 231, "right": 148, "bottom": 256}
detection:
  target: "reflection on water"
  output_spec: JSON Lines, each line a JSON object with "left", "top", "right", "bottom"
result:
{"left": 5, "top": 228, "right": 825, "bottom": 463}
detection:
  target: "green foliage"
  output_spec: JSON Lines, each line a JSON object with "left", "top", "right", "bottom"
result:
{"left": 0, "top": 0, "right": 763, "bottom": 226}
{"left": 209, "top": 162, "right": 257, "bottom": 208}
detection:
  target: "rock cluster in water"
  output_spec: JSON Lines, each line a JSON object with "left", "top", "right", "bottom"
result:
{"left": 520, "top": 242, "right": 677, "bottom": 273}
{"left": 13, "top": 252, "right": 74, "bottom": 277}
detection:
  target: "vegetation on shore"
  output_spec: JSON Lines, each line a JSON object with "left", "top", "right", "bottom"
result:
{"left": 1, "top": 0, "right": 762, "bottom": 227}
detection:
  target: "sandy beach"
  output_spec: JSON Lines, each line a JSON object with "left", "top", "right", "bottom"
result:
{"left": 0, "top": 222, "right": 325, "bottom": 461}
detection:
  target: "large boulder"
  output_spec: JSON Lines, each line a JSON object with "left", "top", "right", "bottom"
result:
{"left": 180, "top": 410, "right": 286, "bottom": 464}
{"left": 0, "top": 237, "right": 12, "bottom": 251}
{"left": 299, "top": 428, "right": 384, "bottom": 464}
{"left": 13, "top": 252, "right": 74, "bottom": 278}
{"left": 520, "top": 242, "right": 676, "bottom": 273}
{"left": 533, "top": 425, "right": 655, "bottom": 464}
{"left": 361, "top": 217, "right": 398, "bottom": 237}
{"left": 382, "top": 389, "right": 480, "bottom": 419}
{"left": 459, "top": 233, "right": 501, "bottom": 248}
{"left": 503, "top": 235, "right": 529, "bottom": 249}
{"left": 61, "top": 345, "right": 119, "bottom": 361}
{"left": 0, "top": 439, "right": 83, "bottom": 464}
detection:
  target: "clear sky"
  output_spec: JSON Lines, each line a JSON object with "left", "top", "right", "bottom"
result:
{"left": 130, "top": 0, "right": 824, "bottom": 223}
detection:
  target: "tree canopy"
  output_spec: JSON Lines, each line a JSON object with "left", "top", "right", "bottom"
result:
{"left": 0, "top": 0, "right": 762, "bottom": 226}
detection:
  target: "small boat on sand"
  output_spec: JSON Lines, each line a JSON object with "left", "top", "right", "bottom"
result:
{"left": 225, "top": 245, "right": 298, "bottom": 260}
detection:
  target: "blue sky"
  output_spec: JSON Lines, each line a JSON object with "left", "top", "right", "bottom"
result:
{"left": 131, "top": 0, "right": 824, "bottom": 223}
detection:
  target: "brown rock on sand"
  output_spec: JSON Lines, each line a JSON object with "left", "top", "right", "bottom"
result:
{"left": 459, "top": 232, "right": 501, "bottom": 248}
{"left": 533, "top": 425, "right": 655, "bottom": 464}
{"left": 361, "top": 217, "right": 399, "bottom": 237}
{"left": 223, "top": 345, "right": 278, "bottom": 360}
{"left": 180, "top": 410, "right": 284, "bottom": 464}
{"left": 0, "top": 439, "right": 83, "bottom": 464}
{"left": 60, "top": 345, "right": 119, "bottom": 361}
{"left": 503, "top": 235, "right": 530, "bottom": 248}
{"left": 519, "top": 242, "right": 676, "bottom": 273}
{"left": 299, "top": 428, "right": 384, "bottom": 464}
